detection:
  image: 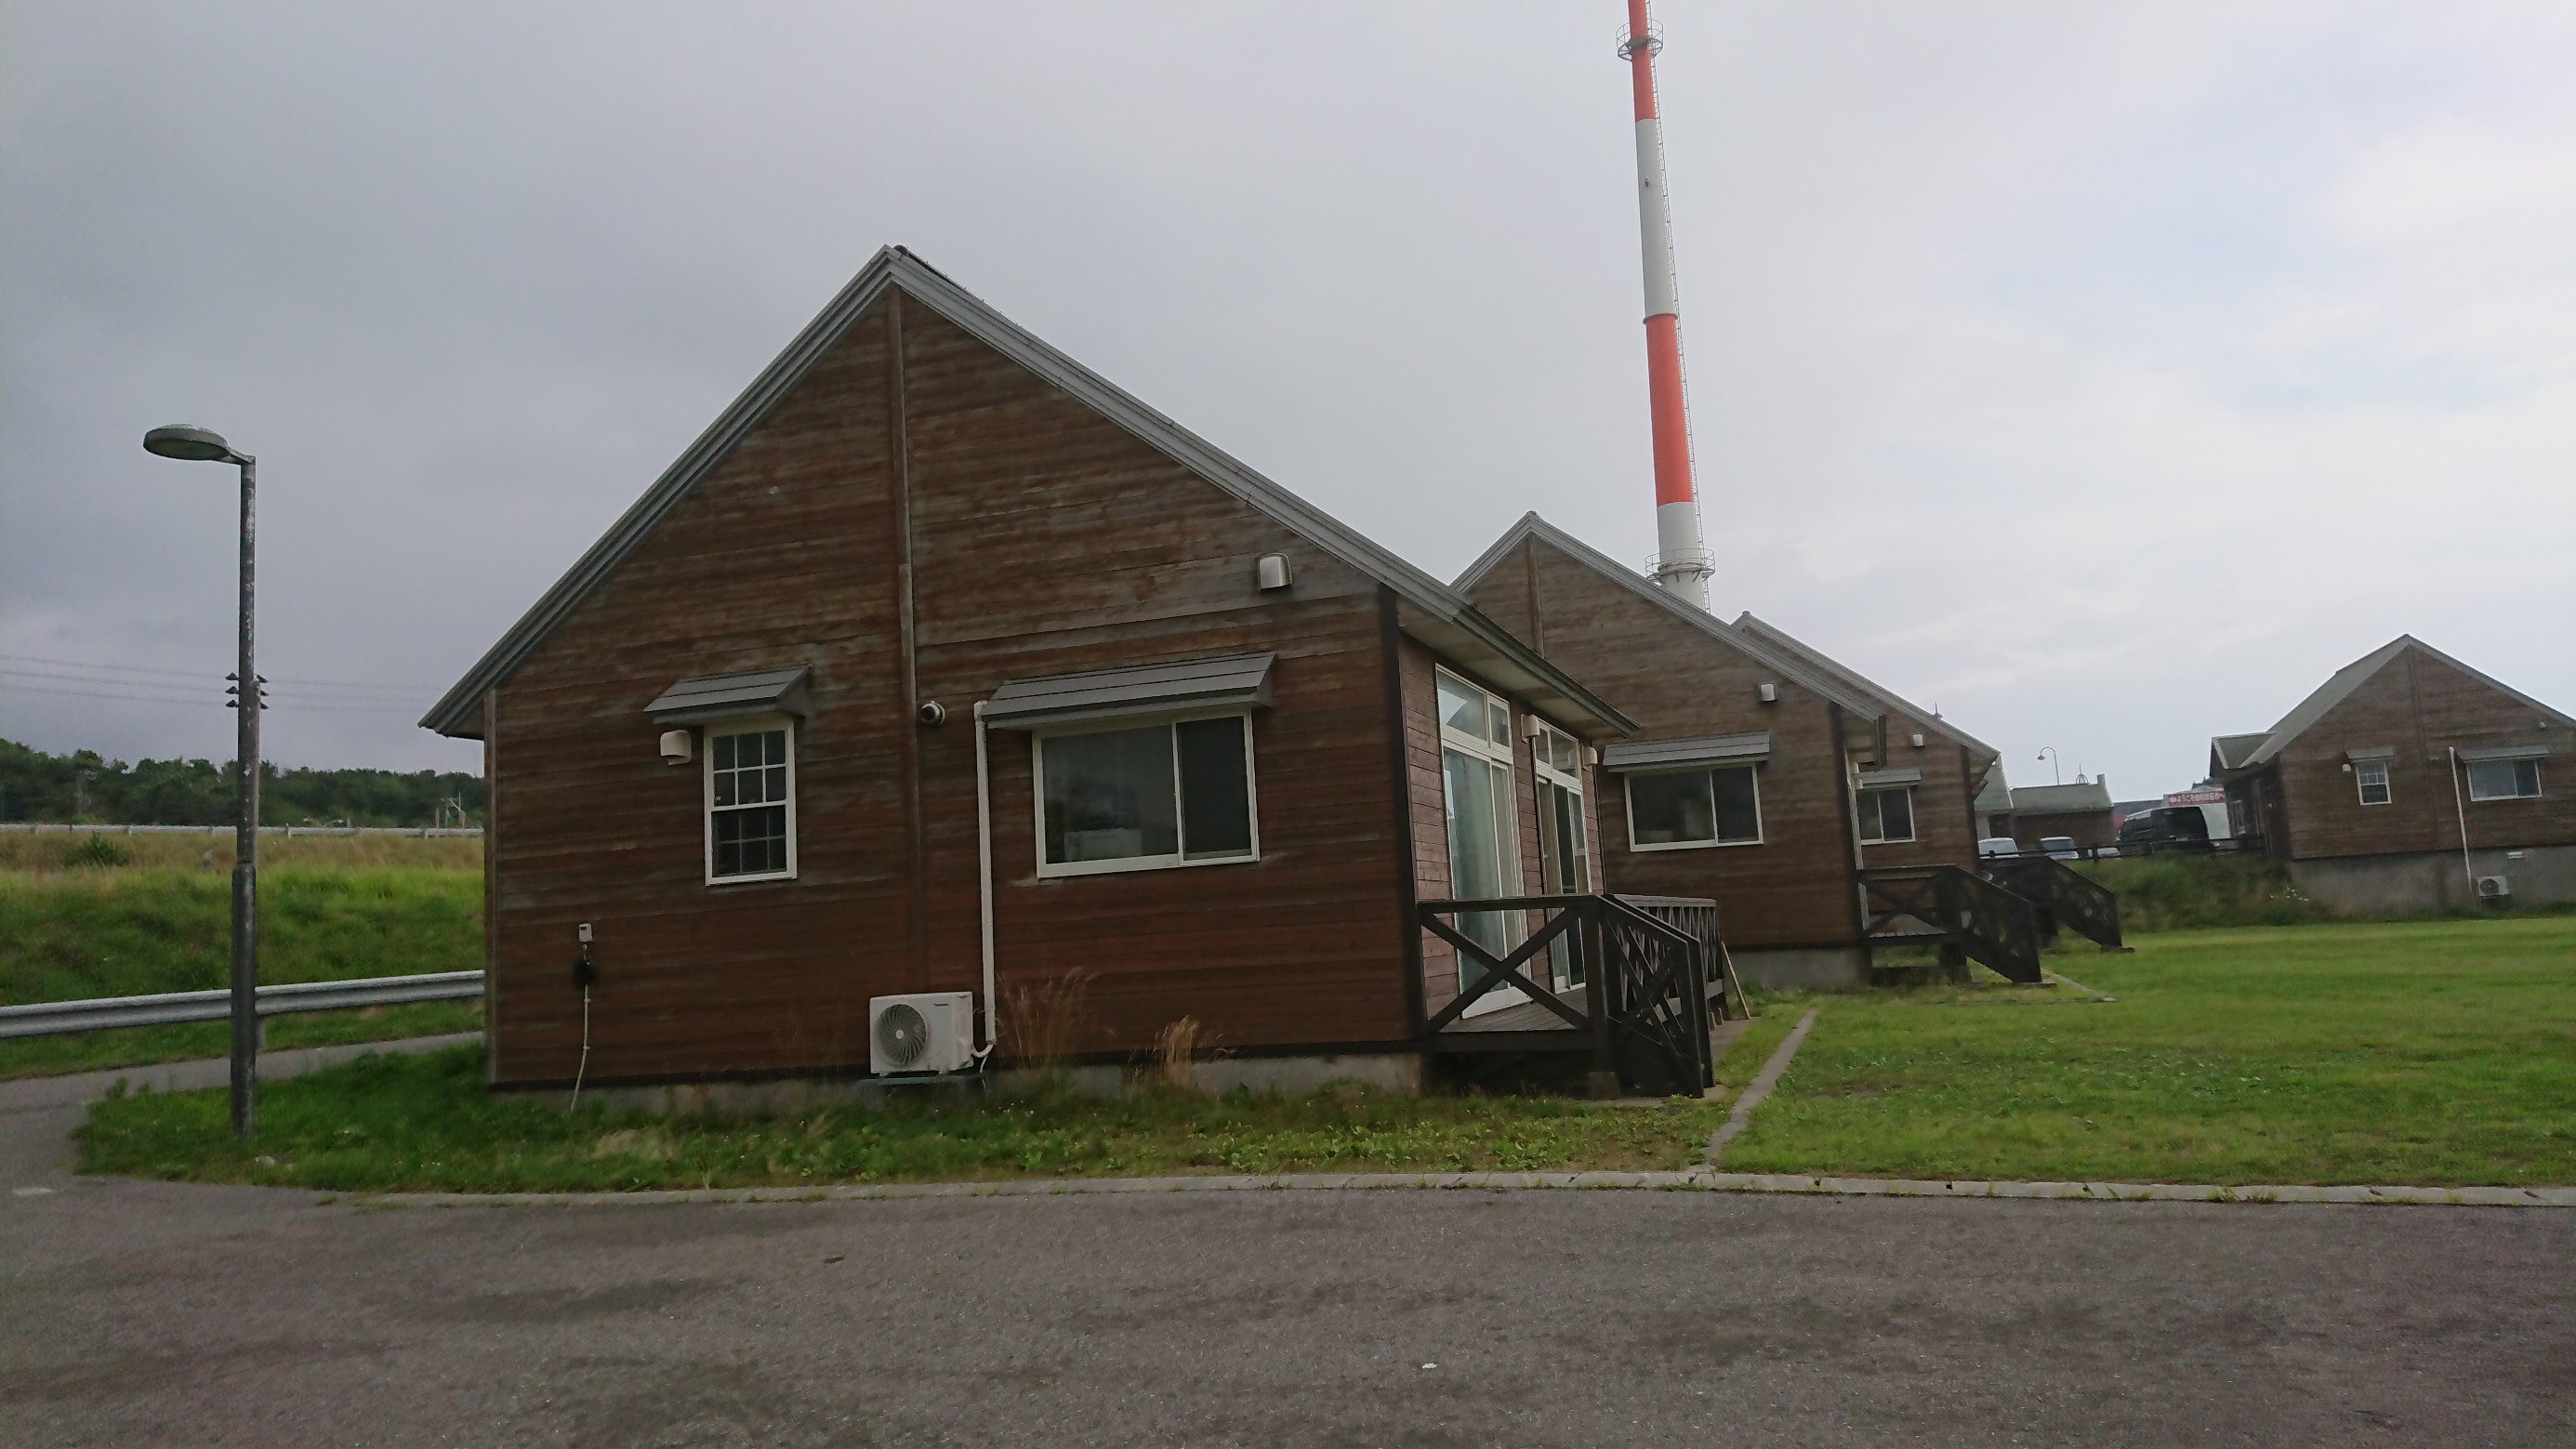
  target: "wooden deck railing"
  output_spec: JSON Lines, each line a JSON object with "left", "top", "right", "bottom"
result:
{"left": 1858, "top": 865, "right": 2044, "bottom": 983}
{"left": 1982, "top": 854, "right": 2124, "bottom": 950}
{"left": 1416, "top": 893, "right": 1718, "bottom": 1096}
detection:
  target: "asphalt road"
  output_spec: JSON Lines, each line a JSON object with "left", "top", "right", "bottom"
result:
{"left": 5, "top": 1055, "right": 2572, "bottom": 1447}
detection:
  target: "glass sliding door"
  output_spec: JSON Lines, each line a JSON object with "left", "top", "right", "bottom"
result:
{"left": 1532, "top": 722, "right": 1590, "bottom": 991}
{"left": 1437, "top": 670, "right": 1522, "bottom": 1006}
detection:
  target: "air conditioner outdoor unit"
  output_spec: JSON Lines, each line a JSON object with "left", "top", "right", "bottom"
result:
{"left": 2475, "top": 875, "right": 2511, "bottom": 901}
{"left": 869, "top": 992, "right": 978, "bottom": 1075}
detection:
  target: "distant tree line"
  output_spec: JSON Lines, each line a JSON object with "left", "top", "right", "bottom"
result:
{"left": 0, "top": 738, "right": 484, "bottom": 828}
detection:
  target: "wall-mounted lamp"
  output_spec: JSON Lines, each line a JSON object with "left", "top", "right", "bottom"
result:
{"left": 659, "top": 730, "right": 694, "bottom": 765}
{"left": 917, "top": 700, "right": 948, "bottom": 728}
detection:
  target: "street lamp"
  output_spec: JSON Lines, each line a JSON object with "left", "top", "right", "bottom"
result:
{"left": 2037, "top": 746, "right": 2062, "bottom": 786}
{"left": 143, "top": 424, "right": 263, "bottom": 1139}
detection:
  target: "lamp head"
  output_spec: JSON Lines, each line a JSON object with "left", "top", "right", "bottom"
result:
{"left": 142, "top": 425, "right": 244, "bottom": 463}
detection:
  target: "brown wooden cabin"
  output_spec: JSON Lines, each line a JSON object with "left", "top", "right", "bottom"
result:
{"left": 421, "top": 246, "right": 1736, "bottom": 1096}
{"left": 1451, "top": 515, "right": 2113, "bottom": 987}
{"left": 2004, "top": 782, "right": 2116, "bottom": 852}
{"left": 2210, "top": 635, "right": 2576, "bottom": 912}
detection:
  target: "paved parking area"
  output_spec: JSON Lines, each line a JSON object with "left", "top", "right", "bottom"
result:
{"left": 6, "top": 1154, "right": 2571, "bottom": 1446}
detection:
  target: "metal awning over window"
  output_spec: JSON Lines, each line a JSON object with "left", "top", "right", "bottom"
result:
{"left": 646, "top": 666, "right": 811, "bottom": 725}
{"left": 1601, "top": 731, "right": 1770, "bottom": 773}
{"left": 2344, "top": 745, "right": 2396, "bottom": 762}
{"left": 1856, "top": 767, "right": 1923, "bottom": 788}
{"left": 984, "top": 652, "right": 1275, "bottom": 730}
{"left": 2456, "top": 744, "right": 2548, "bottom": 762}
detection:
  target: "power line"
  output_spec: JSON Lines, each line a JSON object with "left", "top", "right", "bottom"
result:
{"left": 0, "top": 653, "right": 438, "bottom": 692}
{"left": 1, "top": 681, "right": 425, "bottom": 713}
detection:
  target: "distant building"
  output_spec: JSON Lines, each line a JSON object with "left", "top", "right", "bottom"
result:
{"left": 2209, "top": 635, "right": 2575, "bottom": 911}
{"left": 2007, "top": 780, "right": 2115, "bottom": 851}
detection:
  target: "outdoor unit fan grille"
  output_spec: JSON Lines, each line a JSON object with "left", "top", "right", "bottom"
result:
{"left": 874, "top": 1002, "right": 931, "bottom": 1069}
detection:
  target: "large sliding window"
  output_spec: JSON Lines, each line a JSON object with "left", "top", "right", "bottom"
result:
{"left": 2465, "top": 758, "right": 2543, "bottom": 801}
{"left": 1437, "top": 670, "right": 1521, "bottom": 997}
{"left": 706, "top": 718, "right": 797, "bottom": 884}
{"left": 1036, "top": 714, "right": 1257, "bottom": 876}
{"left": 1627, "top": 765, "right": 1762, "bottom": 849}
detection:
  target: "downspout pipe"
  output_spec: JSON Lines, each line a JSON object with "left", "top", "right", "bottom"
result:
{"left": 973, "top": 700, "right": 998, "bottom": 1060}
{"left": 2449, "top": 745, "right": 2475, "bottom": 902}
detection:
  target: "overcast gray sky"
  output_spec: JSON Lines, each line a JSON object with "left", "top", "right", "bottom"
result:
{"left": 5, "top": 1, "right": 2569, "bottom": 799}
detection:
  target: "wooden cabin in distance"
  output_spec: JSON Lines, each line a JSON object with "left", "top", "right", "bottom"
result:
{"left": 420, "top": 246, "right": 1739, "bottom": 1100}
{"left": 2211, "top": 635, "right": 2576, "bottom": 911}
{"left": 1453, "top": 515, "right": 2094, "bottom": 988}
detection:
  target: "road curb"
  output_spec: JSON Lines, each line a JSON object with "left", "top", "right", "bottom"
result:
{"left": 353, "top": 1167, "right": 2576, "bottom": 1211}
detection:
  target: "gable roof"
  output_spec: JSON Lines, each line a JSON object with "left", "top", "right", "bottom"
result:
{"left": 1730, "top": 613, "right": 2000, "bottom": 765}
{"left": 2209, "top": 635, "right": 2576, "bottom": 774}
{"left": 2208, "top": 732, "right": 2271, "bottom": 772}
{"left": 1451, "top": 513, "right": 1885, "bottom": 722}
{"left": 421, "top": 248, "right": 1631, "bottom": 741}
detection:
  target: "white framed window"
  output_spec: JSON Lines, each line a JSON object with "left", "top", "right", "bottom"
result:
{"left": 1856, "top": 785, "right": 1917, "bottom": 844}
{"left": 1436, "top": 670, "right": 1523, "bottom": 996}
{"left": 1625, "top": 765, "right": 1763, "bottom": 850}
{"left": 2465, "top": 758, "right": 2543, "bottom": 801}
{"left": 705, "top": 716, "right": 797, "bottom": 884}
{"left": 1035, "top": 712, "right": 1258, "bottom": 877}
{"left": 2355, "top": 761, "right": 2391, "bottom": 806}
{"left": 1529, "top": 720, "right": 1591, "bottom": 991}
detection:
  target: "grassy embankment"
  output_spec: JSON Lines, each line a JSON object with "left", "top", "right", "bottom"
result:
{"left": 1725, "top": 915, "right": 2576, "bottom": 1186}
{"left": 0, "top": 833, "right": 481, "bottom": 1079}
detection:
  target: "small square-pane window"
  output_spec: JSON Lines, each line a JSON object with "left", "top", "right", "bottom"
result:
{"left": 707, "top": 724, "right": 794, "bottom": 881}
{"left": 2356, "top": 761, "right": 2391, "bottom": 806}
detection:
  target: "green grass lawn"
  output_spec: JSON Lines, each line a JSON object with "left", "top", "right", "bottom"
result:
{"left": 76, "top": 1046, "right": 1747, "bottom": 1192}
{"left": 1725, "top": 915, "right": 2576, "bottom": 1186}
{"left": 1, "top": 865, "right": 482, "bottom": 1078}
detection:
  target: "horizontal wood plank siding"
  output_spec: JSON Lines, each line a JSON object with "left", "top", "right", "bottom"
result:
{"left": 482, "top": 294, "right": 1423, "bottom": 1086}
{"left": 1460, "top": 536, "right": 1863, "bottom": 949}
{"left": 2277, "top": 647, "right": 2576, "bottom": 861}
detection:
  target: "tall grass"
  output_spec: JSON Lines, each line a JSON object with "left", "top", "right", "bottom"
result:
{"left": 0, "top": 830, "right": 481, "bottom": 873}
{"left": 0, "top": 864, "right": 482, "bottom": 1078}
{"left": 2076, "top": 855, "right": 2336, "bottom": 932}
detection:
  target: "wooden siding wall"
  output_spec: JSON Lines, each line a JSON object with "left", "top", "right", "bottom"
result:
{"left": 1853, "top": 707, "right": 1985, "bottom": 873}
{"left": 483, "top": 292, "right": 1422, "bottom": 1086}
{"left": 2275, "top": 648, "right": 2576, "bottom": 861}
{"left": 1461, "top": 536, "right": 1867, "bottom": 950}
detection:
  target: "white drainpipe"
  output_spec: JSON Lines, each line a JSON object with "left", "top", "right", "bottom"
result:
{"left": 973, "top": 700, "right": 998, "bottom": 1058}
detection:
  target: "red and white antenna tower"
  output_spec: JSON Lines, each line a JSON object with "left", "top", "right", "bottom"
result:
{"left": 1619, "top": 0, "right": 1712, "bottom": 610}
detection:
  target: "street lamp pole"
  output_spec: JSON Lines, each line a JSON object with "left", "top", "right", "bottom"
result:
{"left": 144, "top": 424, "right": 262, "bottom": 1139}
{"left": 2038, "top": 747, "right": 2062, "bottom": 787}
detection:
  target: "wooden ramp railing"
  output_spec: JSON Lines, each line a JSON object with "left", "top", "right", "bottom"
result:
{"left": 1982, "top": 854, "right": 2124, "bottom": 950}
{"left": 1858, "top": 865, "right": 2044, "bottom": 984}
{"left": 1417, "top": 894, "right": 1719, "bottom": 1096}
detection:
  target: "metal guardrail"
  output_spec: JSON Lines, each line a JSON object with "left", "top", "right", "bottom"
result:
{"left": 0, "top": 971, "right": 484, "bottom": 1039}
{"left": 0, "top": 823, "right": 482, "bottom": 837}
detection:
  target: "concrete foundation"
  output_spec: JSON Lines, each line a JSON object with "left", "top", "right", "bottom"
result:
{"left": 1730, "top": 946, "right": 1870, "bottom": 991}
{"left": 2289, "top": 844, "right": 2576, "bottom": 916}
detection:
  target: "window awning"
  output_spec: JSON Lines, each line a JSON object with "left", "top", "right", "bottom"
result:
{"left": 1601, "top": 731, "right": 1770, "bottom": 773}
{"left": 1856, "top": 767, "right": 1923, "bottom": 788}
{"left": 646, "top": 666, "right": 811, "bottom": 725}
{"left": 2344, "top": 745, "right": 2396, "bottom": 762}
{"left": 983, "top": 652, "right": 1275, "bottom": 730}
{"left": 2456, "top": 744, "right": 2548, "bottom": 762}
